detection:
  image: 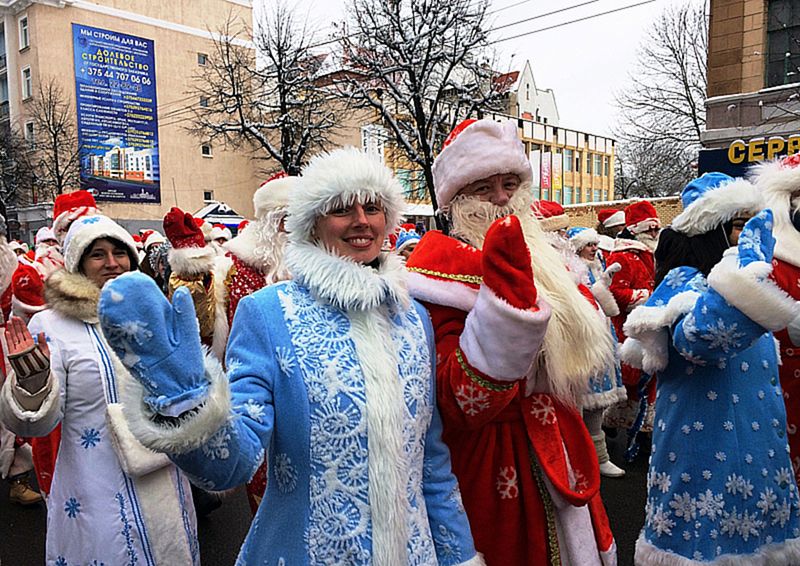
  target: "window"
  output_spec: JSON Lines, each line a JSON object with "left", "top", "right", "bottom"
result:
{"left": 575, "top": 151, "right": 581, "bottom": 173}
{"left": 767, "top": 0, "right": 800, "bottom": 87}
{"left": 603, "top": 156, "right": 610, "bottom": 177}
{"left": 593, "top": 154, "right": 602, "bottom": 175}
{"left": 586, "top": 153, "right": 592, "bottom": 175}
{"left": 23, "top": 120, "right": 33, "bottom": 146}
{"left": 574, "top": 187, "right": 582, "bottom": 202}
{"left": 563, "top": 186, "right": 573, "bottom": 205}
{"left": 201, "top": 143, "right": 212, "bottom": 157}
{"left": 563, "top": 149, "right": 573, "bottom": 172}
{"left": 593, "top": 189, "right": 602, "bottom": 202}
{"left": 553, "top": 188, "right": 562, "bottom": 203}
{"left": 199, "top": 96, "right": 209, "bottom": 107}
{"left": 532, "top": 187, "right": 541, "bottom": 200}
{"left": 203, "top": 190, "right": 214, "bottom": 202}
{"left": 542, "top": 188, "right": 550, "bottom": 200}
{"left": 18, "top": 15, "right": 28, "bottom": 50}
{"left": 361, "top": 124, "right": 386, "bottom": 157}
{"left": 197, "top": 52, "right": 208, "bottom": 66}
{"left": 21, "top": 66, "right": 31, "bottom": 99}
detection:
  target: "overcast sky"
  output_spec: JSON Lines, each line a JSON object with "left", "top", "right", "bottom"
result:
{"left": 256, "top": 0, "right": 703, "bottom": 139}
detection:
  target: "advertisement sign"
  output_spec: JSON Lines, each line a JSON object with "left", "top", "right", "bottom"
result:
{"left": 541, "top": 151, "right": 552, "bottom": 190}
{"left": 552, "top": 153, "right": 563, "bottom": 191}
{"left": 698, "top": 134, "right": 800, "bottom": 177}
{"left": 72, "top": 24, "right": 160, "bottom": 203}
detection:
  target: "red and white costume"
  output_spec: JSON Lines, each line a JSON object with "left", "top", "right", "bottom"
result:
{"left": 408, "top": 119, "right": 616, "bottom": 565}
{"left": 752, "top": 154, "right": 800, "bottom": 484}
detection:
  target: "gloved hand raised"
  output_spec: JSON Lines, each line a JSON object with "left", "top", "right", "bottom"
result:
{"left": 98, "top": 272, "right": 207, "bottom": 417}
{"left": 736, "top": 209, "right": 776, "bottom": 269}
{"left": 591, "top": 262, "right": 621, "bottom": 317}
{"left": 481, "top": 215, "right": 537, "bottom": 310}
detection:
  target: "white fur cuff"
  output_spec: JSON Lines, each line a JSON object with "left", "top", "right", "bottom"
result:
{"left": 122, "top": 352, "right": 232, "bottom": 455}
{"left": 591, "top": 281, "right": 620, "bottom": 317}
{"left": 106, "top": 403, "right": 171, "bottom": 477}
{"left": 459, "top": 285, "right": 551, "bottom": 381}
{"left": 708, "top": 253, "right": 800, "bottom": 332}
{"left": 0, "top": 371, "right": 60, "bottom": 437}
{"left": 168, "top": 245, "right": 217, "bottom": 277}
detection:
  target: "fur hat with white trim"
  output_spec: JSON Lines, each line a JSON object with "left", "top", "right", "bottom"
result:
{"left": 532, "top": 200, "right": 569, "bottom": 232}
{"left": 210, "top": 224, "right": 232, "bottom": 242}
{"left": 286, "top": 147, "right": 405, "bottom": 244}
{"left": 254, "top": 172, "right": 297, "bottom": 220}
{"left": 671, "top": 172, "right": 761, "bottom": 236}
{"left": 750, "top": 154, "right": 800, "bottom": 265}
{"left": 624, "top": 201, "right": 661, "bottom": 235}
{"left": 433, "top": 119, "right": 533, "bottom": 211}
{"left": 62, "top": 215, "right": 139, "bottom": 273}
{"left": 566, "top": 226, "right": 600, "bottom": 251}
{"left": 598, "top": 209, "right": 625, "bottom": 229}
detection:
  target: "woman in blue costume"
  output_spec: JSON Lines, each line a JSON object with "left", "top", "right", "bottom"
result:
{"left": 622, "top": 172, "right": 800, "bottom": 565}
{"left": 94, "top": 147, "right": 483, "bottom": 566}
{"left": 567, "top": 226, "right": 628, "bottom": 477}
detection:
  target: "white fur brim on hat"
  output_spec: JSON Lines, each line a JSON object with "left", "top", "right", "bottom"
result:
{"left": 254, "top": 176, "right": 296, "bottom": 220}
{"left": 538, "top": 213, "right": 570, "bottom": 232}
{"left": 144, "top": 231, "right": 166, "bottom": 250}
{"left": 751, "top": 157, "right": 800, "bottom": 264}
{"left": 602, "top": 211, "right": 625, "bottom": 228}
{"left": 286, "top": 147, "right": 405, "bottom": 244}
{"left": 628, "top": 218, "right": 661, "bottom": 235}
{"left": 62, "top": 215, "right": 139, "bottom": 273}
{"left": 210, "top": 226, "right": 232, "bottom": 241}
{"left": 433, "top": 120, "right": 533, "bottom": 211}
{"left": 570, "top": 228, "right": 599, "bottom": 251}
{"left": 671, "top": 178, "right": 762, "bottom": 236}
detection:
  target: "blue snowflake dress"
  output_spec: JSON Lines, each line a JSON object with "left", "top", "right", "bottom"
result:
{"left": 623, "top": 266, "right": 800, "bottom": 564}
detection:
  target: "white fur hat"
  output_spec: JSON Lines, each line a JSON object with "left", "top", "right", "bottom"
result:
{"left": 567, "top": 227, "right": 599, "bottom": 251}
{"left": 671, "top": 174, "right": 761, "bottom": 236}
{"left": 63, "top": 215, "right": 139, "bottom": 273}
{"left": 750, "top": 154, "right": 800, "bottom": 263}
{"left": 210, "top": 224, "right": 232, "bottom": 242}
{"left": 35, "top": 226, "right": 57, "bottom": 245}
{"left": 286, "top": 147, "right": 405, "bottom": 243}
{"left": 254, "top": 174, "right": 297, "bottom": 220}
{"left": 432, "top": 119, "right": 533, "bottom": 211}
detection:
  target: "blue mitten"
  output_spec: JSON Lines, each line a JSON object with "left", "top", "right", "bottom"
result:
{"left": 99, "top": 271, "right": 207, "bottom": 417}
{"left": 737, "top": 209, "right": 775, "bottom": 268}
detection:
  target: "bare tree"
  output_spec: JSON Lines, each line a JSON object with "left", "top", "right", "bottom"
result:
{"left": 187, "top": 4, "right": 340, "bottom": 176}
{"left": 26, "top": 77, "right": 82, "bottom": 200}
{"left": 334, "top": 0, "right": 503, "bottom": 220}
{"left": 614, "top": 0, "right": 706, "bottom": 196}
{"left": 0, "top": 125, "right": 36, "bottom": 217}
{"left": 616, "top": 139, "right": 696, "bottom": 199}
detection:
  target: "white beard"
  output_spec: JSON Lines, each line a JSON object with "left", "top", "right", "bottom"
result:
{"left": 249, "top": 210, "right": 290, "bottom": 284}
{"left": 449, "top": 190, "right": 614, "bottom": 403}
{"left": 34, "top": 244, "right": 64, "bottom": 280}
{"left": 636, "top": 232, "right": 659, "bottom": 252}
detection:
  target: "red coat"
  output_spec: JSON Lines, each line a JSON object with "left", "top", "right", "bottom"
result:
{"left": 772, "top": 258, "right": 800, "bottom": 484}
{"left": 407, "top": 231, "right": 615, "bottom": 565}
{"left": 607, "top": 240, "right": 655, "bottom": 393}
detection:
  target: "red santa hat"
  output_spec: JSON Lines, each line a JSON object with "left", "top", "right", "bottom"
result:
{"left": 35, "top": 226, "right": 57, "bottom": 246}
{"left": 141, "top": 229, "right": 166, "bottom": 251}
{"left": 9, "top": 240, "right": 27, "bottom": 254}
{"left": 237, "top": 220, "right": 250, "bottom": 232}
{"left": 432, "top": 119, "right": 533, "bottom": 211}
{"left": 62, "top": 215, "right": 139, "bottom": 273}
{"left": 210, "top": 224, "right": 232, "bottom": 242}
{"left": 131, "top": 234, "right": 144, "bottom": 250}
{"left": 254, "top": 172, "right": 296, "bottom": 220}
{"left": 750, "top": 153, "right": 800, "bottom": 264}
{"left": 163, "top": 208, "right": 215, "bottom": 276}
{"left": 52, "top": 190, "right": 98, "bottom": 242}
{"left": 624, "top": 200, "right": 660, "bottom": 234}
{"left": 597, "top": 208, "right": 625, "bottom": 229}
{"left": 531, "top": 200, "right": 569, "bottom": 232}
{"left": 11, "top": 263, "right": 46, "bottom": 319}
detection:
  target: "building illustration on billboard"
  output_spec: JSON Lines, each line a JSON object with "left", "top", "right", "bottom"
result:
{"left": 72, "top": 24, "right": 161, "bottom": 203}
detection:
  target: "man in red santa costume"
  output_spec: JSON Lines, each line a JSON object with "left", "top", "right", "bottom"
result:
{"left": 752, "top": 153, "right": 800, "bottom": 484}
{"left": 603, "top": 201, "right": 659, "bottom": 454}
{"left": 596, "top": 209, "right": 625, "bottom": 258}
{"left": 406, "top": 118, "right": 616, "bottom": 565}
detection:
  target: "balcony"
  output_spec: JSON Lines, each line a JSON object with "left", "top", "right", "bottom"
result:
{"left": 0, "top": 101, "right": 9, "bottom": 122}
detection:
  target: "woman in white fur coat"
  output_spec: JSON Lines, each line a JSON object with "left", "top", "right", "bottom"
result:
{"left": 98, "top": 148, "right": 483, "bottom": 565}
{"left": 0, "top": 215, "right": 199, "bottom": 566}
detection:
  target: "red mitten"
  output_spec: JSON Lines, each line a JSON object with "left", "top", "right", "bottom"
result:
{"left": 163, "top": 207, "right": 205, "bottom": 249}
{"left": 481, "top": 215, "right": 537, "bottom": 310}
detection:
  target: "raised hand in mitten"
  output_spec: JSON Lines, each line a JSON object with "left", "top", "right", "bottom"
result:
{"left": 163, "top": 207, "right": 205, "bottom": 250}
{"left": 99, "top": 272, "right": 207, "bottom": 417}
{"left": 737, "top": 209, "right": 776, "bottom": 269}
{"left": 591, "top": 262, "right": 621, "bottom": 317}
{"left": 481, "top": 215, "right": 537, "bottom": 310}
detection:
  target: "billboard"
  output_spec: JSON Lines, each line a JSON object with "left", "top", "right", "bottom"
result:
{"left": 541, "top": 151, "right": 552, "bottom": 190}
{"left": 73, "top": 24, "right": 160, "bottom": 203}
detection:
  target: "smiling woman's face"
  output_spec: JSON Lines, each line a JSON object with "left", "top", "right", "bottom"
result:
{"left": 314, "top": 200, "right": 387, "bottom": 263}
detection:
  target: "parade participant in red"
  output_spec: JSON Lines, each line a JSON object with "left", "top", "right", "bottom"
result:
{"left": 753, "top": 153, "right": 800, "bottom": 484}
{"left": 52, "top": 190, "right": 98, "bottom": 244}
{"left": 596, "top": 209, "right": 625, "bottom": 258}
{"left": 603, "top": 201, "right": 659, "bottom": 443}
{"left": 407, "top": 118, "right": 616, "bottom": 565}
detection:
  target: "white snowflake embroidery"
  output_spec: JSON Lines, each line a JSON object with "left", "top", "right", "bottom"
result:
{"left": 758, "top": 488, "right": 778, "bottom": 516}
{"left": 703, "top": 470, "right": 713, "bottom": 481}
{"left": 681, "top": 425, "right": 691, "bottom": 435}
{"left": 701, "top": 319, "right": 745, "bottom": 353}
{"left": 455, "top": 384, "right": 490, "bottom": 417}
{"left": 720, "top": 508, "right": 741, "bottom": 538}
{"left": 664, "top": 269, "right": 687, "bottom": 289}
{"left": 529, "top": 394, "right": 557, "bottom": 426}
{"left": 681, "top": 473, "right": 691, "bottom": 483}
{"left": 775, "top": 468, "right": 793, "bottom": 488}
{"left": 669, "top": 452, "right": 677, "bottom": 463}
{"left": 693, "top": 421, "right": 704, "bottom": 431}
{"left": 707, "top": 390, "right": 718, "bottom": 401}
{"left": 715, "top": 451, "right": 727, "bottom": 462}
{"left": 758, "top": 390, "right": 766, "bottom": 400}
{"left": 752, "top": 422, "right": 761, "bottom": 431}
{"left": 496, "top": 467, "right": 519, "bottom": 500}
{"left": 273, "top": 453, "right": 298, "bottom": 493}
{"left": 737, "top": 510, "right": 763, "bottom": 541}
{"left": 653, "top": 472, "right": 672, "bottom": 494}
{"left": 651, "top": 504, "right": 676, "bottom": 537}
{"left": 275, "top": 346, "right": 296, "bottom": 376}
{"left": 242, "top": 399, "right": 266, "bottom": 423}
{"left": 697, "top": 490, "right": 725, "bottom": 521}
{"left": 745, "top": 454, "right": 753, "bottom": 464}
{"left": 741, "top": 362, "right": 750, "bottom": 372}
{"left": 723, "top": 421, "right": 734, "bottom": 431}
{"left": 772, "top": 499, "right": 793, "bottom": 527}
{"left": 202, "top": 427, "right": 231, "bottom": 461}
{"left": 732, "top": 394, "right": 740, "bottom": 404}
{"left": 669, "top": 393, "right": 678, "bottom": 403}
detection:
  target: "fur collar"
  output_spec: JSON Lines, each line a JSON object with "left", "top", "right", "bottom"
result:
{"left": 612, "top": 238, "right": 651, "bottom": 254}
{"left": 284, "top": 242, "right": 410, "bottom": 312}
{"left": 224, "top": 224, "right": 268, "bottom": 272}
{"left": 44, "top": 269, "right": 101, "bottom": 323}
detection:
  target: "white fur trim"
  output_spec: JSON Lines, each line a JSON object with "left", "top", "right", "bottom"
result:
{"left": 538, "top": 213, "right": 570, "bottom": 232}
{"left": 285, "top": 241, "right": 410, "bottom": 312}
{"left": 11, "top": 295, "right": 47, "bottom": 318}
{"left": 406, "top": 271, "right": 478, "bottom": 312}
{"left": 106, "top": 402, "right": 171, "bottom": 477}
{"left": 286, "top": 147, "right": 405, "bottom": 243}
{"left": 707, "top": 251, "right": 800, "bottom": 332}
{"left": 612, "top": 238, "right": 650, "bottom": 253}
{"left": 581, "top": 386, "right": 627, "bottom": 411}
{"left": 634, "top": 532, "right": 800, "bottom": 565}
{"left": 349, "top": 309, "right": 409, "bottom": 566}
{"left": 602, "top": 211, "right": 625, "bottom": 228}
{"left": 433, "top": 120, "right": 532, "bottom": 211}
{"left": 168, "top": 245, "right": 217, "bottom": 277}
{"left": 591, "top": 280, "right": 620, "bottom": 317}
{"left": 0, "top": 371, "right": 61, "bottom": 438}
{"left": 546, "top": 474, "right": 608, "bottom": 566}
{"left": 455, "top": 554, "right": 487, "bottom": 566}
{"left": 62, "top": 215, "right": 138, "bottom": 273}
{"left": 621, "top": 290, "right": 701, "bottom": 375}
{"left": 752, "top": 159, "right": 800, "bottom": 266}
{"left": 210, "top": 255, "right": 233, "bottom": 361}
{"left": 627, "top": 289, "right": 650, "bottom": 312}
{"left": 597, "top": 234, "right": 615, "bottom": 252}
{"left": 119, "top": 351, "right": 232, "bottom": 454}
{"left": 671, "top": 178, "right": 762, "bottom": 236}
{"left": 459, "top": 285, "right": 551, "bottom": 381}
{"left": 224, "top": 221, "right": 270, "bottom": 271}
{"left": 600, "top": 542, "right": 619, "bottom": 566}
{"left": 570, "top": 228, "right": 600, "bottom": 252}
{"left": 254, "top": 176, "right": 296, "bottom": 219}
{"left": 627, "top": 217, "right": 661, "bottom": 235}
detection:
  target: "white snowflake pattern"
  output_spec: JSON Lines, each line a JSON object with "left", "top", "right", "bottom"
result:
{"left": 741, "top": 362, "right": 750, "bottom": 372}
{"left": 529, "top": 394, "right": 557, "bottom": 426}
{"left": 758, "top": 488, "right": 778, "bottom": 516}
{"left": 697, "top": 490, "right": 725, "bottom": 521}
{"left": 653, "top": 472, "right": 672, "bottom": 494}
{"left": 496, "top": 467, "right": 519, "bottom": 499}
{"left": 669, "top": 393, "right": 678, "bottom": 403}
{"left": 679, "top": 349, "right": 707, "bottom": 366}
{"left": 739, "top": 227, "right": 766, "bottom": 261}
{"left": 737, "top": 510, "right": 763, "bottom": 541}
{"left": 772, "top": 499, "right": 792, "bottom": 527}
{"left": 701, "top": 319, "right": 745, "bottom": 353}
{"left": 745, "top": 454, "right": 753, "bottom": 464}
{"left": 723, "top": 421, "right": 734, "bottom": 432}
{"left": 651, "top": 504, "right": 676, "bottom": 537}
{"left": 681, "top": 425, "right": 691, "bottom": 435}
{"left": 775, "top": 467, "right": 793, "bottom": 488}
{"left": 273, "top": 453, "right": 298, "bottom": 493}
{"left": 202, "top": 427, "right": 231, "bottom": 461}
{"left": 720, "top": 508, "right": 741, "bottom": 538}
{"left": 752, "top": 422, "right": 761, "bottom": 431}
{"left": 758, "top": 390, "right": 766, "bottom": 400}
{"left": 732, "top": 394, "right": 740, "bottom": 404}
{"left": 275, "top": 346, "right": 296, "bottom": 376}
{"left": 669, "top": 452, "right": 677, "bottom": 463}
{"left": 455, "top": 384, "right": 490, "bottom": 417}
{"left": 703, "top": 470, "right": 713, "bottom": 481}
{"left": 664, "top": 269, "right": 687, "bottom": 289}
{"left": 242, "top": 399, "right": 266, "bottom": 423}
{"left": 715, "top": 452, "right": 727, "bottom": 462}
{"left": 681, "top": 473, "right": 691, "bottom": 484}
{"left": 707, "top": 390, "right": 718, "bottom": 401}
{"left": 693, "top": 421, "right": 704, "bottom": 431}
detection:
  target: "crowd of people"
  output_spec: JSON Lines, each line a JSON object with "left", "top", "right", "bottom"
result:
{"left": 0, "top": 118, "right": 797, "bottom": 565}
